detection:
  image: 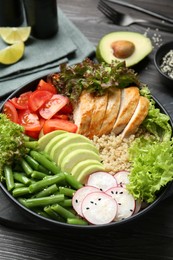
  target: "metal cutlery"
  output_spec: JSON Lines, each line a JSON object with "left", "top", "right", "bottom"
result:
{"left": 105, "top": 0, "right": 173, "bottom": 24}
{"left": 98, "top": 0, "right": 173, "bottom": 32}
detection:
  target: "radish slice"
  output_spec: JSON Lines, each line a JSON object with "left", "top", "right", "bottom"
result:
{"left": 134, "top": 199, "right": 142, "bottom": 214}
{"left": 72, "top": 186, "right": 99, "bottom": 217}
{"left": 114, "top": 171, "right": 130, "bottom": 186}
{"left": 81, "top": 191, "right": 117, "bottom": 225}
{"left": 86, "top": 171, "right": 117, "bottom": 191}
{"left": 106, "top": 187, "right": 135, "bottom": 221}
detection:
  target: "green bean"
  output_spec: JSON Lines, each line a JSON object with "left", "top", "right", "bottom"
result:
{"left": 44, "top": 206, "right": 65, "bottom": 222}
{"left": 23, "top": 194, "right": 64, "bottom": 208}
{"left": 51, "top": 204, "right": 76, "bottom": 219}
{"left": 30, "top": 150, "right": 61, "bottom": 174}
{"left": 14, "top": 183, "right": 25, "bottom": 188}
{"left": 13, "top": 172, "right": 31, "bottom": 185}
{"left": 12, "top": 187, "right": 30, "bottom": 197}
{"left": 24, "top": 141, "right": 38, "bottom": 150}
{"left": 32, "top": 208, "right": 51, "bottom": 219}
{"left": 18, "top": 198, "right": 28, "bottom": 207}
{"left": 31, "top": 171, "right": 47, "bottom": 180}
{"left": 25, "top": 155, "right": 50, "bottom": 174}
{"left": 59, "top": 187, "right": 76, "bottom": 197}
{"left": 35, "top": 184, "right": 58, "bottom": 198}
{"left": 67, "top": 218, "right": 88, "bottom": 225}
{"left": 4, "top": 165, "right": 15, "bottom": 191}
{"left": 64, "top": 173, "right": 83, "bottom": 190}
{"left": 59, "top": 199, "right": 72, "bottom": 207}
{"left": 29, "top": 173, "right": 65, "bottom": 193}
{"left": 20, "top": 158, "right": 33, "bottom": 176}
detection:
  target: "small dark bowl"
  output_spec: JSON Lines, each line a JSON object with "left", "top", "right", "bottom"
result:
{"left": 0, "top": 75, "right": 173, "bottom": 231}
{"left": 154, "top": 41, "right": 173, "bottom": 87}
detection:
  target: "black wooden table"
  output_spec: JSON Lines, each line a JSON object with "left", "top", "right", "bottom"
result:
{"left": 0, "top": 0, "right": 173, "bottom": 259}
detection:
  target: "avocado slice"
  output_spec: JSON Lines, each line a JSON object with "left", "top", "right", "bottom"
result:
{"left": 96, "top": 31, "right": 153, "bottom": 67}
{"left": 71, "top": 159, "right": 104, "bottom": 178}
{"left": 57, "top": 143, "right": 99, "bottom": 166}
{"left": 60, "top": 149, "right": 101, "bottom": 173}
{"left": 49, "top": 133, "right": 93, "bottom": 163}
{"left": 77, "top": 165, "right": 106, "bottom": 184}
{"left": 38, "top": 130, "right": 66, "bottom": 151}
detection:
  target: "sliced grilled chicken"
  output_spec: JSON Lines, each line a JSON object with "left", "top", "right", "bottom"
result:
{"left": 73, "top": 90, "right": 95, "bottom": 136}
{"left": 88, "top": 93, "right": 108, "bottom": 139}
{"left": 98, "top": 88, "right": 121, "bottom": 136}
{"left": 122, "top": 96, "right": 149, "bottom": 138}
{"left": 112, "top": 87, "right": 140, "bottom": 135}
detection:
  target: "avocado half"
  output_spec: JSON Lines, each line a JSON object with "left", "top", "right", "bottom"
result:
{"left": 96, "top": 31, "right": 153, "bottom": 67}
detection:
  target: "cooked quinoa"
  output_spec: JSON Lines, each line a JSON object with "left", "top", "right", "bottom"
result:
{"left": 92, "top": 132, "right": 137, "bottom": 174}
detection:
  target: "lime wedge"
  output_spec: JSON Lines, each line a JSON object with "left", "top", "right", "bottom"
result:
{"left": 0, "top": 41, "right": 25, "bottom": 65}
{"left": 0, "top": 27, "right": 31, "bottom": 44}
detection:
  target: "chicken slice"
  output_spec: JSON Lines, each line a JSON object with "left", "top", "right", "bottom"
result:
{"left": 98, "top": 88, "right": 121, "bottom": 136}
{"left": 73, "top": 90, "right": 95, "bottom": 136}
{"left": 112, "top": 87, "right": 140, "bottom": 135}
{"left": 88, "top": 93, "right": 108, "bottom": 139}
{"left": 122, "top": 96, "right": 149, "bottom": 138}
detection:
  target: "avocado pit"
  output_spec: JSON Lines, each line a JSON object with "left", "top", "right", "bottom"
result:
{"left": 111, "top": 40, "right": 135, "bottom": 59}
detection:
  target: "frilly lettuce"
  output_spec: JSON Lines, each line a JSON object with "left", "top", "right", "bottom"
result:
{"left": 140, "top": 86, "right": 172, "bottom": 141}
{"left": 127, "top": 137, "right": 173, "bottom": 203}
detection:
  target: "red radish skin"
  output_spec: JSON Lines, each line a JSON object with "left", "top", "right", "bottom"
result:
{"left": 106, "top": 186, "right": 135, "bottom": 221}
{"left": 81, "top": 191, "right": 118, "bottom": 225}
{"left": 72, "top": 186, "right": 100, "bottom": 217}
{"left": 86, "top": 171, "right": 117, "bottom": 191}
{"left": 114, "top": 170, "right": 130, "bottom": 186}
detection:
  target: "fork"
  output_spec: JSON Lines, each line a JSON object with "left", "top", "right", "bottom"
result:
{"left": 98, "top": 0, "right": 173, "bottom": 32}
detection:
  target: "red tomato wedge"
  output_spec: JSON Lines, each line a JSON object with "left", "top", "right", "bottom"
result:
{"left": 43, "top": 119, "right": 78, "bottom": 134}
{"left": 9, "top": 91, "right": 32, "bottom": 110}
{"left": 28, "top": 90, "right": 53, "bottom": 112}
{"left": 59, "top": 102, "right": 73, "bottom": 114}
{"left": 18, "top": 109, "right": 41, "bottom": 131}
{"left": 39, "top": 94, "right": 69, "bottom": 120}
{"left": 36, "top": 79, "right": 57, "bottom": 94}
{"left": 3, "top": 101, "right": 18, "bottom": 123}
{"left": 25, "top": 118, "right": 45, "bottom": 139}
{"left": 52, "top": 114, "right": 69, "bottom": 120}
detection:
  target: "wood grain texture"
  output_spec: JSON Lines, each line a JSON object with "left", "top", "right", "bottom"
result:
{"left": 1, "top": 0, "right": 173, "bottom": 259}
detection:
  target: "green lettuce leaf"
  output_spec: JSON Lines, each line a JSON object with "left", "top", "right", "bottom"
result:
{"left": 127, "top": 137, "right": 173, "bottom": 203}
{"left": 140, "top": 86, "right": 172, "bottom": 141}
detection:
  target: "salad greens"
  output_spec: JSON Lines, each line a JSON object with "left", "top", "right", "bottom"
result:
{"left": 0, "top": 114, "right": 27, "bottom": 179}
{"left": 140, "top": 86, "right": 172, "bottom": 142}
{"left": 128, "top": 137, "right": 173, "bottom": 203}
{"left": 49, "top": 58, "right": 140, "bottom": 102}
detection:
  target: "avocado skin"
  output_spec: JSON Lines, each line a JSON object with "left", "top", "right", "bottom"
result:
{"left": 96, "top": 31, "right": 153, "bottom": 67}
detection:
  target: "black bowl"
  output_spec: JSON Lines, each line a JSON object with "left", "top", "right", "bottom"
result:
{"left": 0, "top": 75, "right": 173, "bottom": 231}
{"left": 154, "top": 41, "right": 173, "bottom": 87}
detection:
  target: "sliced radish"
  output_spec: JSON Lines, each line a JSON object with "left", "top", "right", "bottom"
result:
{"left": 86, "top": 171, "right": 117, "bottom": 191}
{"left": 133, "top": 199, "right": 142, "bottom": 215}
{"left": 106, "top": 186, "right": 135, "bottom": 221}
{"left": 81, "top": 191, "right": 117, "bottom": 225}
{"left": 72, "top": 186, "right": 99, "bottom": 217}
{"left": 114, "top": 170, "right": 130, "bottom": 186}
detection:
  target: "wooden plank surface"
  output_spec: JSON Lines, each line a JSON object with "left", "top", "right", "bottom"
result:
{"left": 0, "top": 0, "right": 173, "bottom": 259}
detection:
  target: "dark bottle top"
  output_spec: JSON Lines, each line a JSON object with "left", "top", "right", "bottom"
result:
{"left": 0, "top": 0, "right": 24, "bottom": 26}
{"left": 23, "top": 0, "right": 58, "bottom": 39}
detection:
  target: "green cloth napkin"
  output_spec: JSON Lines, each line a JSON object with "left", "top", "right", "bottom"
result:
{"left": 0, "top": 8, "right": 95, "bottom": 98}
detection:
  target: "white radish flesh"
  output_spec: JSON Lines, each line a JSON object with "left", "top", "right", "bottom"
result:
{"left": 72, "top": 186, "right": 100, "bottom": 217}
{"left": 114, "top": 170, "right": 130, "bottom": 186}
{"left": 86, "top": 171, "right": 117, "bottom": 191}
{"left": 106, "top": 187, "right": 135, "bottom": 221}
{"left": 82, "top": 191, "right": 118, "bottom": 225}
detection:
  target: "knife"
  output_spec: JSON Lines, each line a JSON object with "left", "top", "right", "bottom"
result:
{"left": 105, "top": 0, "right": 173, "bottom": 24}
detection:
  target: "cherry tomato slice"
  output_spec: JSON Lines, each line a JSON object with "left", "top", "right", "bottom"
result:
{"left": 59, "top": 102, "right": 73, "bottom": 114}
{"left": 36, "top": 79, "right": 57, "bottom": 94}
{"left": 3, "top": 101, "right": 18, "bottom": 123}
{"left": 9, "top": 91, "right": 32, "bottom": 110}
{"left": 43, "top": 119, "right": 78, "bottom": 135}
{"left": 28, "top": 90, "right": 53, "bottom": 112}
{"left": 39, "top": 94, "right": 69, "bottom": 120}
{"left": 18, "top": 109, "right": 41, "bottom": 131}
